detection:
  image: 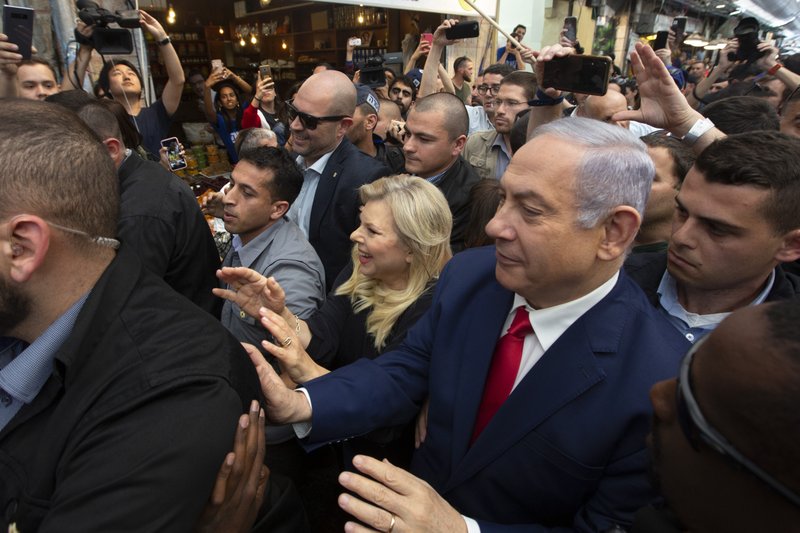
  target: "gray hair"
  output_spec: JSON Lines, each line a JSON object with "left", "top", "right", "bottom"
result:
{"left": 532, "top": 117, "right": 654, "bottom": 228}
{"left": 238, "top": 128, "right": 277, "bottom": 153}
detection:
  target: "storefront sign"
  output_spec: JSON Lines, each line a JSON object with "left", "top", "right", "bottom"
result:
{"left": 325, "top": 0, "right": 497, "bottom": 18}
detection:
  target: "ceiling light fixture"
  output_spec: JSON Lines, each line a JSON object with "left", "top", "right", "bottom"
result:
{"left": 684, "top": 33, "right": 709, "bottom": 47}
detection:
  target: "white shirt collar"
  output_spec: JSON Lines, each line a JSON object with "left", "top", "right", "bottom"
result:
{"left": 510, "top": 271, "right": 620, "bottom": 352}
{"left": 296, "top": 140, "right": 341, "bottom": 174}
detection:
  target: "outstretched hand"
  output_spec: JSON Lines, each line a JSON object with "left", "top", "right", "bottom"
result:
{"left": 139, "top": 10, "right": 167, "bottom": 41}
{"left": 195, "top": 400, "right": 268, "bottom": 533}
{"left": 242, "top": 343, "right": 312, "bottom": 425}
{"left": 258, "top": 308, "right": 327, "bottom": 385}
{"left": 213, "top": 267, "right": 286, "bottom": 319}
{"left": 338, "top": 455, "right": 467, "bottom": 533}
{"left": 612, "top": 42, "right": 698, "bottom": 134}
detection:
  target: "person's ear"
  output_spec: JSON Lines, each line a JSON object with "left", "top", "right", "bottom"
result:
{"left": 452, "top": 134, "right": 467, "bottom": 156}
{"left": 774, "top": 229, "right": 800, "bottom": 263}
{"left": 271, "top": 200, "right": 290, "bottom": 220}
{"left": 338, "top": 117, "right": 354, "bottom": 136}
{"left": 365, "top": 113, "right": 378, "bottom": 133}
{"left": 597, "top": 206, "right": 641, "bottom": 261}
{"left": 102, "top": 138, "right": 124, "bottom": 161}
{"left": 5, "top": 215, "right": 50, "bottom": 283}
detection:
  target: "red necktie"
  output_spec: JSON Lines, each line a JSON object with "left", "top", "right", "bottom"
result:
{"left": 471, "top": 306, "right": 532, "bottom": 443}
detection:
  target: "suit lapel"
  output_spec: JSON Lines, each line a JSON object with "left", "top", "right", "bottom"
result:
{"left": 308, "top": 143, "right": 345, "bottom": 242}
{"left": 447, "top": 286, "right": 514, "bottom": 475}
{"left": 445, "top": 313, "right": 606, "bottom": 491}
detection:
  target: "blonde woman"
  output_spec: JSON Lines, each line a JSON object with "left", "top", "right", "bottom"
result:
{"left": 215, "top": 175, "right": 451, "bottom": 464}
{"left": 216, "top": 175, "right": 451, "bottom": 377}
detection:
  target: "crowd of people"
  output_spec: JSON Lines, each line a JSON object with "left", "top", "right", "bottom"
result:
{"left": 1, "top": 9, "right": 800, "bottom": 533}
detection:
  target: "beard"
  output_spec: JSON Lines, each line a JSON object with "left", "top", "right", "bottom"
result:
{"left": 0, "top": 274, "right": 31, "bottom": 336}
{"left": 463, "top": 72, "right": 472, "bottom": 83}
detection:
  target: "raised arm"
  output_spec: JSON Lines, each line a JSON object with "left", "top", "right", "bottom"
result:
{"left": 140, "top": 9, "right": 184, "bottom": 115}
{"left": 523, "top": 43, "right": 574, "bottom": 140}
{"left": 0, "top": 33, "right": 20, "bottom": 98}
{"left": 61, "top": 21, "right": 95, "bottom": 91}
{"left": 223, "top": 67, "right": 253, "bottom": 97}
{"left": 613, "top": 42, "right": 725, "bottom": 154}
{"left": 757, "top": 42, "right": 800, "bottom": 93}
{"left": 686, "top": 41, "right": 737, "bottom": 109}
{"left": 419, "top": 19, "right": 458, "bottom": 99}
{"left": 404, "top": 38, "right": 430, "bottom": 76}
{"left": 438, "top": 63, "right": 455, "bottom": 94}
{"left": 203, "top": 68, "right": 225, "bottom": 124}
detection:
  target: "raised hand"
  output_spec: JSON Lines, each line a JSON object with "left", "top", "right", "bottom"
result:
{"left": 213, "top": 268, "right": 287, "bottom": 319}
{"left": 195, "top": 400, "right": 268, "bottom": 533}
{"left": 242, "top": 343, "right": 312, "bottom": 425}
{"left": 139, "top": 9, "right": 167, "bottom": 41}
{"left": 258, "top": 308, "right": 327, "bottom": 384}
{"left": 338, "top": 455, "right": 467, "bottom": 533}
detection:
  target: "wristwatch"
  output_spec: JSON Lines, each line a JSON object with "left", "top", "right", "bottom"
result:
{"left": 682, "top": 117, "right": 715, "bottom": 146}
{"left": 157, "top": 36, "right": 171, "bottom": 46}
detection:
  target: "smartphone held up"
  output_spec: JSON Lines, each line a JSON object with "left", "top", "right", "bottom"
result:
{"left": 160, "top": 137, "right": 187, "bottom": 171}
{"left": 541, "top": 54, "right": 612, "bottom": 96}
{"left": 3, "top": 5, "right": 35, "bottom": 60}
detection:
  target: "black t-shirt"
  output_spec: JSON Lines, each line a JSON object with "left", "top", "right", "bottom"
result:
{"left": 131, "top": 99, "right": 172, "bottom": 159}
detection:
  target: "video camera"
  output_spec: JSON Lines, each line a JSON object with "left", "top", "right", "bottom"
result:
{"left": 75, "top": 0, "right": 139, "bottom": 55}
{"left": 728, "top": 17, "right": 767, "bottom": 64}
{"left": 360, "top": 55, "right": 386, "bottom": 89}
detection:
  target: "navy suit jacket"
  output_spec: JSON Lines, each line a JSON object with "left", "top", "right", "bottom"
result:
{"left": 305, "top": 246, "right": 689, "bottom": 531}
{"left": 308, "top": 138, "right": 389, "bottom": 289}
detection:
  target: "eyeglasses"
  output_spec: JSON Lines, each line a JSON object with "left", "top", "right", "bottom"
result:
{"left": 477, "top": 84, "right": 501, "bottom": 95}
{"left": 676, "top": 337, "right": 800, "bottom": 507}
{"left": 492, "top": 98, "right": 527, "bottom": 108}
{"left": 286, "top": 100, "right": 349, "bottom": 130}
{"left": 390, "top": 87, "right": 413, "bottom": 98}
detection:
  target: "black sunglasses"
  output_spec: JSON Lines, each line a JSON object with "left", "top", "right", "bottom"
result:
{"left": 286, "top": 100, "right": 349, "bottom": 130}
{"left": 676, "top": 337, "right": 800, "bottom": 507}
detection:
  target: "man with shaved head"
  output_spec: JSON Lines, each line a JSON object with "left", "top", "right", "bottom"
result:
{"left": 285, "top": 69, "right": 389, "bottom": 288}
{"left": 577, "top": 90, "right": 630, "bottom": 128}
{"left": 402, "top": 92, "right": 481, "bottom": 251}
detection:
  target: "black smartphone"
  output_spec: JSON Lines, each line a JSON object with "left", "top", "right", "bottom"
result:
{"left": 3, "top": 5, "right": 35, "bottom": 60}
{"left": 563, "top": 16, "right": 578, "bottom": 43}
{"left": 652, "top": 31, "right": 669, "bottom": 50}
{"left": 671, "top": 17, "right": 687, "bottom": 45}
{"left": 445, "top": 21, "right": 480, "bottom": 40}
{"left": 160, "top": 137, "right": 187, "bottom": 171}
{"left": 541, "top": 55, "right": 612, "bottom": 96}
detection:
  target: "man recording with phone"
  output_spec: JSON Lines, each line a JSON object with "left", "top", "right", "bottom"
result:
{"left": 496, "top": 24, "right": 526, "bottom": 71}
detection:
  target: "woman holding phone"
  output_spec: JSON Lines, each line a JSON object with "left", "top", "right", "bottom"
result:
{"left": 203, "top": 63, "right": 252, "bottom": 164}
{"left": 242, "top": 68, "right": 288, "bottom": 146}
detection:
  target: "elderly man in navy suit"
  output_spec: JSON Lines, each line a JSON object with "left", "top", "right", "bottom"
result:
{"left": 250, "top": 117, "right": 688, "bottom": 532}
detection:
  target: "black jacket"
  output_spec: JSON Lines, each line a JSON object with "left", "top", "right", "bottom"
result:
{"left": 435, "top": 156, "right": 482, "bottom": 252}
{"left": 118, "top": 153, "right": 222, "bottom": 316}
{"left": 624, "top": 251, "right": 800, "bottom": 307}
{"left": 308, "top": 138, "right": 389, "bottom": 288}
{"left": 0, "top": 247, "right": 306, "bottom": 532}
